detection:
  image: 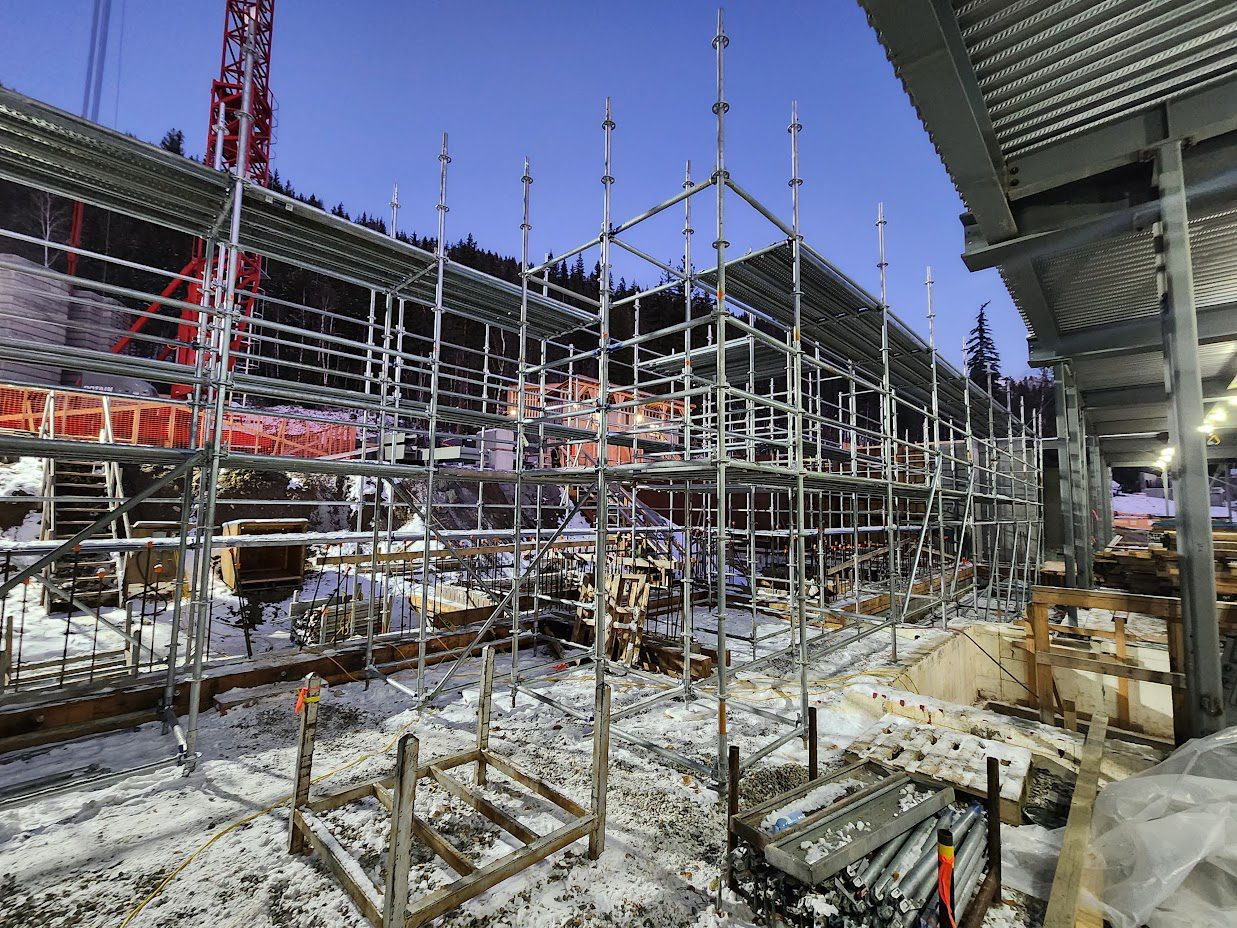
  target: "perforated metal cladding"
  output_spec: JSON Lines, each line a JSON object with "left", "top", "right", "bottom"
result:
{"left": 1073, "top": 340, "right": 1237, "bottom": 392}
{"left": 1192, "top": 208, "right": 1237, "bottom": 310}
{"left": 954, "top": 0, "right": 1237, "bottom": 158}
{"left": 1033, "top": 227, "right": 1159, "bottom": 333}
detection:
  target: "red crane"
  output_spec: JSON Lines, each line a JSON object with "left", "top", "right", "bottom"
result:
{"left": 111, "top": 0, "right": 275, "bottom": 398}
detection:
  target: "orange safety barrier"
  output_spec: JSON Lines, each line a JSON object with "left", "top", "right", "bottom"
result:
{"left": 0, "top": 385, "right": 356, "bottom": 459}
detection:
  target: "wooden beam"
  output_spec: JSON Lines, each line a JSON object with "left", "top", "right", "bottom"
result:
{"left": 288, "top": 673, "right": 321, "bottom": 855}
{"left": 1018, "top": 618, "right": 1167, "bottom": 646}
{"left": 1031, "top": 585, "right": 1237, "bottom": 634}
{"left": 402, "top": 817, "right": 595, "bottom": 928}
{"left": 1114, "top": 618, "right": 1130, "bottom": 729}
{"left": 383, "top": 734, "right": 419, "bottom": 927}
{"left": 294, "top": 809, "right": 383, "bottom": 926}
{"left": 476, "top": 647, "right": 494, "bottom": 786}
{"left": 1035, "top": 649, "right": 1184, "bottom": 687}
{"left": 1033, "top": 586, "right": 1185, "bottom": 618}
{"left": 428, "top": 764, "right": 538, "bottom": 845}
{"left": 481, "top": 750, "right": 588, "bottom": 818}
{"left": 1029, "top": 602, "right": 1055, "bottom": 725}
{"left": 1044, "top": 714, "right": 1108, "bottom": 928}
{"left": 372, "top": 784, "right": 477, "bottom": 877}
{"left": 0, "top": 631, "right": 531, "bottom": 752}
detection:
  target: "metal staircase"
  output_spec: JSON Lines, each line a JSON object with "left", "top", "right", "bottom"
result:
{"left": 41, "top": 458, "right": 123, "bottom": 610}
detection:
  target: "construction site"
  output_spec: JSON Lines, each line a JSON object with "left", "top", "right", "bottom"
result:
{"left": 0, "top": 3, "right": 1234, "bottom": 927}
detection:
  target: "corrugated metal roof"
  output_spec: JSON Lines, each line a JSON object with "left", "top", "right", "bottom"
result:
{"left": 1033, "top": 228, "right": 1158, "bottom": 333}
{"left": 1192, "top": 208, "right": 1237, "bottom": 309}
{"left": 0, "top": 87, "right": 594, "bottom": 340}
{"left": 955, "top": 0, "right": 1237, "bottom": 158}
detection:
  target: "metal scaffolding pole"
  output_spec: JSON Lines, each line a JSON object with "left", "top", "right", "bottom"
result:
{"left": 1054, "top": 361, "right": 1092, "bottom": 619}
{"left": 789, "top": 101, "right": 810, "bottom": 740}
{"left": 183, "top": 14, "right": 260, "bottom": 764}
{"left": 416, "top": 133, "right": 451, "bottom": 697}
{"left": 925, "top": 266, "right": 946, "bottom": 621}
{"left": 594, "top": 99, "right": 615, "bottom": 725}
{"left": 712, "top": 9, "right": 732, "bottom": 781}
{"left": 513, "top": 155, "right": 533, "bottom": 703}
{"left": 876, "top": 203, "right": 898, "bottom": 659}
{"left": 681, "top": 159, "right": 696, "bottom": 700}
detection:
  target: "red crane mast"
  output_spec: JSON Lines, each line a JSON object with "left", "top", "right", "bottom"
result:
{"left": 113, "top": 0, "right": 275, "bottom": 398}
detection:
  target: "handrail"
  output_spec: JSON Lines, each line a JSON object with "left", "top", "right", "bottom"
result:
{"left": 0, "top": 384, "right": 355, "bottom": 459}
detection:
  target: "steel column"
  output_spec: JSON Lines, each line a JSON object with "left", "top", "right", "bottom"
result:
{"left": 1156, "top": 140, "right": 1226, "bottom": 735}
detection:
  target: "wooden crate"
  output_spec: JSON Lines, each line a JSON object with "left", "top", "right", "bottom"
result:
{"left": 219, "top": 518, "right": 308, "bottom": 591}
{"left": 288, "top": 648, "right": 611, "bottom": 928}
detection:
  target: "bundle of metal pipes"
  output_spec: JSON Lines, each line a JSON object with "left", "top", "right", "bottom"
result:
{"left": 730, "top": 802, "right": 990, "bottom": 927}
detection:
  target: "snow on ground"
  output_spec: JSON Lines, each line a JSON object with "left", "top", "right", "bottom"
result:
{"left": 0, "top": 608, "right": 1032, "bottom": 928}
{"left": 1112, "top": 492, "right": 1232, "bottom": 519}
{"left": 0, "top": 456, "right": 41, "bottom": 499}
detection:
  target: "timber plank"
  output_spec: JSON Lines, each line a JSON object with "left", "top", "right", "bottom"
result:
{"left": 1044, "top": 714, "right": 1108, "bottom": 928}
{"left": 1035, "top": 649, "right": 1183, "bottom": 687}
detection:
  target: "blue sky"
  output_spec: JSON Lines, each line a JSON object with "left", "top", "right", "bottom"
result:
{"left": 2, "top": 0, "right": 1032, "bottom": 373}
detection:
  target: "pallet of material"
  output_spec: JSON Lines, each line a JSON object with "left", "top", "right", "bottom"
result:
{"left": 1095, "top": 537, "right": 1237, "bottom": 596}
{"left": 844, "top": 714, "right": 1029, "bottom": 824}
{"left": 289, "top": 592, "right": 386, "bottom": 646}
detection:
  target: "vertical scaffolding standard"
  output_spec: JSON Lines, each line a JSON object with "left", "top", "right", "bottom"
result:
{"left": 0, "top": 14, "right": 1040, "bottom": 798}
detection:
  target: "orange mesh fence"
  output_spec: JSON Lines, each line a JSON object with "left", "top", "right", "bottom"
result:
{"left": 0, "top": 385, "right": 356, "bottom": 459}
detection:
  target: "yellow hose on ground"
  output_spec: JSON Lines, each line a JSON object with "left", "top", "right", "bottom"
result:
{"left": 117, "top": 661, "right": 914, "bottom": 924}
{"left": 118, "top": 704, "right": 427, "bottom": 927}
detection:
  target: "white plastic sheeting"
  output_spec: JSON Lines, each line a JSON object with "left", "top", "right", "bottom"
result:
{"left": 1087, "top": 726, "right": 1237, "bottom": 927}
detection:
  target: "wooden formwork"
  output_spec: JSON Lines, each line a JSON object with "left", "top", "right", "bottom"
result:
{"left": 288, "top": 648, "right": 610, "bottom": 928}
{"left": 1020, "top": 585, "right": 1232, "bottom": 744}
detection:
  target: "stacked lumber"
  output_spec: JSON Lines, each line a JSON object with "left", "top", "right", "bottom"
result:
{"left": 569, "top": 573, "right": 716, "bottom": 679}
{"left": 1095, "top": 530, "right": 1237, "bottom": 595}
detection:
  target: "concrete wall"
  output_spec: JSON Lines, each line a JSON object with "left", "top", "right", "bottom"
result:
{"left": 903, "top": 621, "right": 1175, "bottom": 739}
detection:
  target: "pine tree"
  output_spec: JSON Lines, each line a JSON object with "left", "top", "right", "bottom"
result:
{"left": 159, "top": 128, "right": 185, "bottom": 156}
{"left": 965, "top": 301, "right": 1001, "bottom": 384}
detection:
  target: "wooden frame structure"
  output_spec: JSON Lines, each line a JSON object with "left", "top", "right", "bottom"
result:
{"left": 287, "top": 648, "right": 611, "bottom": 927}
{"left": 1022, "top": 586, "right": 1237, "bottom": 743}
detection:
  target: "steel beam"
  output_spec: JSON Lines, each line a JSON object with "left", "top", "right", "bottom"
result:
{"left": 963, "top": 203, "right": 1160, "bottom": 273}
{"left": 1030, "top": 302, "right": 1237, "bottom": 365}
{"left": 1086, "top": 434, "right": 1107, "bottom": 551}
{"left": 858, "top": 0, "right": 1061, "bottom": 345}
{"left": 1156, "top": 141, "right": 1227, "bottom": 736}
{"left": 1008, "top": 75, "right": 1237, "bottom": 200}
{"left": 1081, "top": 376, "right": 1235, "bottom": 409}
{"left": 1054, "top": 365, "right": 1092, "bottom": 593}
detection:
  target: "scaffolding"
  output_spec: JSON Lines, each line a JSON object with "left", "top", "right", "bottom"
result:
{"left": 0, "top": 13, "right": 1041, "bottom": 796}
